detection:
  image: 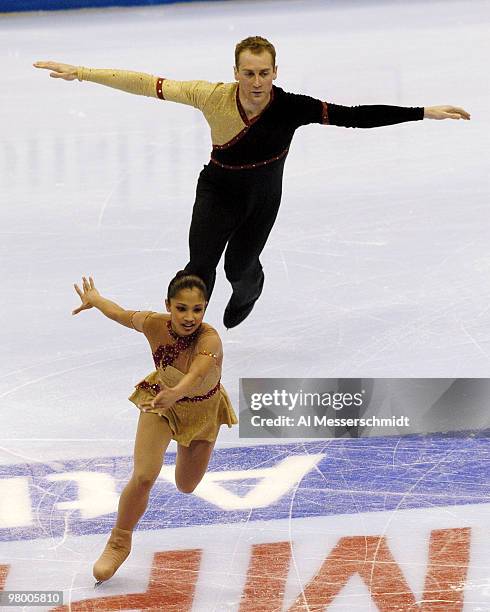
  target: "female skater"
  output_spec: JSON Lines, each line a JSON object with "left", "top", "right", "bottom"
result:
{"left": 72, "top": 272, "right": 237, "bottom": 584}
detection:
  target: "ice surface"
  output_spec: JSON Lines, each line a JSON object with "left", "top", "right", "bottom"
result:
{"left": 1, "top": 0, "right": 489, "bottom": 609}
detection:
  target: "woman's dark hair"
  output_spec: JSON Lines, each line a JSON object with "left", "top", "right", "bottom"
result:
{"left": 167, "top": 270, "right": 208, "bottom": 302}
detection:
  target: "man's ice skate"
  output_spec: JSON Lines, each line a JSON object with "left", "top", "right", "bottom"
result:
{"left": 223, "top": 270, "right": 265, "bottom": 329}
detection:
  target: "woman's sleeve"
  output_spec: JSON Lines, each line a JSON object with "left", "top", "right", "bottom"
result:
{"left": 195, "top": 331, "right": 222, "bottom": 362}
{"left": 128, "top": 310, "right": 156, "bottom": 334}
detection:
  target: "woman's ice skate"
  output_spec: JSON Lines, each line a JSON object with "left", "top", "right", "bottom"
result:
{"left": 93, "top": 527, "right": 132, "bottom": 586}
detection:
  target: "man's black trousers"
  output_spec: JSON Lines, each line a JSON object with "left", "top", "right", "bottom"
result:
{"left": 185, "top": 159, "right": 286, "bottom": 304}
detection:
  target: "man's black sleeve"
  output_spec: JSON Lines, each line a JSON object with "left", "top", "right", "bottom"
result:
{"left": 326, "top": 103, "right": 424, "bottom": 128}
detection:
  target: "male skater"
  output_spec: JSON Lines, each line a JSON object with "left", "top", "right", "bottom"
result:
{"left": 35, "top": 36, "right": 470, "bottom": 327}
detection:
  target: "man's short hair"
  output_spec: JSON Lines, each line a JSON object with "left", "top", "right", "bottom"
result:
{"left": 235, "top": 36, "right": 276, "bottom": 68}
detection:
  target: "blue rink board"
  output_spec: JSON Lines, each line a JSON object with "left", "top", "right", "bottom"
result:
{"left": 0, "top": 0, "right": 216, "bottom": 13}
{"left": 1, "top": 432, "right": 488, "bottom": 542}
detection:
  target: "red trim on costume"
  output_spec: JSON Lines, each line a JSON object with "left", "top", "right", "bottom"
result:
{"left": 235, "top": 85, "right": 275, "bottom": 127}
{"left": 136, "top": 379, "right": 221, "bottom": 403}
{"left": 212, "top": 125, "right": 250, "bottom": 150}
{"left": 236, "top": 86, "right": 249, "bottom": 125}
{"left": 156, "top": 77, "right": 166, "bottom": 100}
{"left": 179, "top": 380, "right": 221, "bottom": 403}
{"left": 136, "top": 380, "right": 162, "bottom": 394}
{"left": 213, "top": 85, "right": 275, "bottom": 151}
{"left": 321, "top": 101, "right": 330, "bottom": 124}
{"left": 210, "top": 147, "right": 289, "bottom": 170}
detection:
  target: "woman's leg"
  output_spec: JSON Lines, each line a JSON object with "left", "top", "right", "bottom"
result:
{"left": 174, "top": 439, "right": 215, "bottom": 494}
{"left": 93, "top": 413, "right": 173, "bottom": 582}
{"left": 115, "top": 412, "right": 173, "bottom": 530}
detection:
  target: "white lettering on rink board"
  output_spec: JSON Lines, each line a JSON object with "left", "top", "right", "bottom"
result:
{"left": 159, "top": 454, "right": 325, "bottom": 510}
{"left": 0, "top": 478, "right": 32, "bottom": 528}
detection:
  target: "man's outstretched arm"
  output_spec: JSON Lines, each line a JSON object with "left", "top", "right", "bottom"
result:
{"left": 326, "top": 102, "right": 470, "bottom": 128}
{"left": 33, "top": 60, "right": 218, "bottom": 111}
{"left": 34, "top": 61, "right": 158, "bottom": 97}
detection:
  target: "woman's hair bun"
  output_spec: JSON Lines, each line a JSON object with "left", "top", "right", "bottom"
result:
{"left": 167, "top": 270, "right": 208, "bottom": 302}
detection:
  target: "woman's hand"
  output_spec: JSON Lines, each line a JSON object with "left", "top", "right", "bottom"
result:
{"left": 141, "top": 383, "right": 179, "bottom": 415}
{"left": 33, "top": 61, "right": 78, "bottom": 81}
{"left": 424, "top": 106, "right": 470, "bottom": 120}
{"left": 72, "top": 276, "right": 100, "bottom": 315}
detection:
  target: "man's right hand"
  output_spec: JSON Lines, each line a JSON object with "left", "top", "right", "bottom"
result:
{"left": 33, "top": 61, "right": 78, "bottom": 81}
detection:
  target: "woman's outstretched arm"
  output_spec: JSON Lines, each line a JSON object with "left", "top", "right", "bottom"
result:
{"left": 72, "top": 276, "right": 151, "bottom": 330}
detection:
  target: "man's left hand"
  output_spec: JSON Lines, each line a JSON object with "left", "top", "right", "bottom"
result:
{"left": 424, "top": 106, "right": 470, "bottom": 120}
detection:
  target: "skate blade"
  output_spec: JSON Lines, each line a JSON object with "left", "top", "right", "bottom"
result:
{"left": 94, "top": 580, "right": 104, "bottom": 588}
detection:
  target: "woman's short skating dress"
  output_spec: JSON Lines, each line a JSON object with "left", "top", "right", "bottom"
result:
{"left": 128, "top": 313, "right": 237, "bottom": 446}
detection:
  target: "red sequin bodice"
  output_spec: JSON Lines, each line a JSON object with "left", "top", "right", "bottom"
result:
{"left": 151, "top": 320, "right": 199, "bottom": 369}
